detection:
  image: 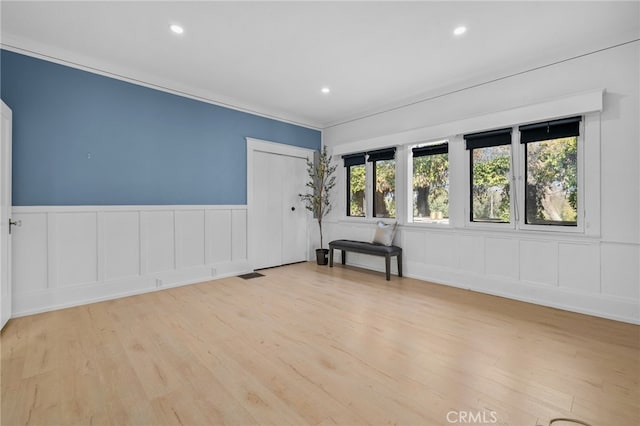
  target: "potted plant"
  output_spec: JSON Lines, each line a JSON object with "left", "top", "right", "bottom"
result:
{"left": 299, "top": 146, "right": 337, "bottom": 265}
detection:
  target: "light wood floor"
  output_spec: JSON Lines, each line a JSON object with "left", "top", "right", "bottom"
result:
{"left": 1, "top": 262, "right": 638, "bottom": 426}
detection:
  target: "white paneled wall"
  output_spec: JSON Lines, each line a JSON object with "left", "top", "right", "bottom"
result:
{"left": 11, "top": 205, "right": 250, "bottom": 316}
{"left": 324, "top": 221, "right": 639, "bottom": 323}
{"left": 321, "top": 43, "right": 640, "bottom": 325}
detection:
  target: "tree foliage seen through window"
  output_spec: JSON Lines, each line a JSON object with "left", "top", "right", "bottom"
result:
{"left": 413, "top": 154, "right": 448, "bottom": 221}
{"left": 472, "top": 145, "right": 511, "bottom": 222}
{"left": 374, "top": 160, "right": 395, "bottom": 218}
{"left": 346, "top": 135, "right": 578, "bottom": 227}
{"left": 348, "top": 164, "right": 366, "bottom": 216}
{"left": 526, "top": 137, "right": 577, "bottom": 224}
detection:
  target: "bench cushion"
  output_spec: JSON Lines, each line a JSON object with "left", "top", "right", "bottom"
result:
{"left": 329, "top": 239, "right": 401, "bottom": 256}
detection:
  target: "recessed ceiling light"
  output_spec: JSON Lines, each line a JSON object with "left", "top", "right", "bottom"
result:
{"left": 453, "top": 26, "right": 467, "bottom": 36}
{"left": 170, "top": 24, "right": 184, "bottom": 34}
{"left": 321, "top": 87, "right": 331, "bottom": 94}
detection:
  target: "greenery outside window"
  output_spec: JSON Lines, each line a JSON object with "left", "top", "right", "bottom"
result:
{"left": 343, "top": 153, "right": 366, "bottom": 217}
{"left": 464, "top": 129, "right": 512, "bottom": 223}
{"left": 520, "top": 116, "right": 581, "bottom": 226}
{"left": 411, "top": 142, "right": 449, "bottom": 223}
{"left": 368, "top": 148, "right": 396, "bottom": 218}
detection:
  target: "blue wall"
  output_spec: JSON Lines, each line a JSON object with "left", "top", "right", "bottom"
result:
{"left": 0, "top": 50, "right": 321, "bottom": 205}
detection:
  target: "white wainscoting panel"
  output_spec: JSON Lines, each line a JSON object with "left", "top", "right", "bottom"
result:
{"left": 520, "top": 240, "right": 558, "bottom": 287}
{"left": 485, "top": 237, "right": 519, "bottom": 280}
{"left": 600, "top": 242, "right": 640, "bottom": 299}
{"left": 403, "top": 229, "right": 426, "bottom": 263}
{"left": 56, "top": 212, "right": 98, "bottom": 287}
{"left": 231, "top": 209, "right": 247, "bottom": 262}
{"left": 12, "top": 212, "right": 48, "bottom": 293}
{"left": 456, "top": 234, "right": 485, "bottom": 275}
{"left": 103, "top": 211, "right": 140, "bottom": 281}
{"left": 423, "top": 232, "right": 455, "bottom": 268}
{"left": 323, "top": 220, "right": 639, "bottom": 324}
{"left": 206, "top": 210, "right": 232, "bottom": 264}
{"left": 176, "top": 210, "right": 205, "bottom": 269}
{"left": 558, "top": 242, "right": 600, "bottom": 293}
{"left": 11, "top": 205, "right": 250, "bottom": 316}
{"left": 142, "top": 210, "right": 176, "bottom": 274}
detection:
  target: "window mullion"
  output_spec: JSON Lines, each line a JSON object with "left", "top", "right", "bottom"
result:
{"left": 366, "top": 159, "right": 373, "bottom": 219}
{"left": 511, "top": 130, "right": 521, "bottom": 228}
{"left": 405, "top": 147, "right": 413, "bottom": 224}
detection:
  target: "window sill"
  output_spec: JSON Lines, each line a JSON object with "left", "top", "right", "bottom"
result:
{"left": 457, "top": 223, "right": 598, "bottom": 242}
{"left": 338, "top": 217, "right": 398, "bottom": 226}
{"left": 330, "top": 218, "right": 599, "bottom": 242}
{"left": 403, "top": 222, "right": 451, "bottom": 230}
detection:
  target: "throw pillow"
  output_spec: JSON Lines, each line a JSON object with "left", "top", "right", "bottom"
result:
{"left": 372, "top": 221, "right": 397, "bottom": 246}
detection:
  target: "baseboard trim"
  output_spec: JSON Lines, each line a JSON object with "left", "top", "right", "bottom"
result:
{"left": 329, "top": 254, "right": 638, "bottom": 324}
{"left": 12, "top": 261, "right": 252, "bottom": 318}
{"left": 403, "top": 261, "right": 639, "bottom": 325}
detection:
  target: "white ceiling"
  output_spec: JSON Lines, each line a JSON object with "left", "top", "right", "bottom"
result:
{"left": 1, "top": 1, "right": 639, "bottom": 129}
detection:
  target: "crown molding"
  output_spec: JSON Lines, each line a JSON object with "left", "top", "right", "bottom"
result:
{"left": 0, "top": 34, "right": 322, "bottom": 131}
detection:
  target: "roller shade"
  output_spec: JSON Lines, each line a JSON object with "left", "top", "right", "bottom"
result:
{"left": 519, "top": 116, "right": 581, "bottom": 143}
{"left": 464, "top": 128, "right": 512, "bottom": 150}
{"left": 342, "top": 153, "right": 366, "bottom": 167}
{"left": 412, "top": 143, "right": 448, "bottom": 157}
{"left": 367, "top": 147, "right": 396, "bottom": 162}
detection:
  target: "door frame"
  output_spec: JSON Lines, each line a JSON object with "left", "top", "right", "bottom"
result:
{"left": 246, "top": 137, "right": 315, "bottom": 270}
{"left": 1, "top": 100, "right": 13, "bottom": 330}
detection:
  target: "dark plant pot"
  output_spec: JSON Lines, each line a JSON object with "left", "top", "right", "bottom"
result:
{"left": 315, "top": 248, "right": 329, "bottom": 265}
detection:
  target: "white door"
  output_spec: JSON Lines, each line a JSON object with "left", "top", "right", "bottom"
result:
{"left": 280, "top": 154, "right": 308, "bottom": 264}
{"left": 253, "top": 150, "right": 284, "bottom": 269}
{"left": 250, "top": 145, "right": 309, "bottom": 270}
{"left": 1, "top": 101, "right": 13, "bottom": 330}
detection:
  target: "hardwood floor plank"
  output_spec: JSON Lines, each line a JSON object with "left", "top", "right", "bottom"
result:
{"left": 2, "top": 262, "right": 638, "bottom": 426}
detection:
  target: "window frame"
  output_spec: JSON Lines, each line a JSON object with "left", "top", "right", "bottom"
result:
{"left": 343, "top": 153, "right": 366, "bottom": 218}
{"left": 407, "top": 140, "right": 451, "bottom": 226}
{"left": 461, "top": 116, "right": 586, "bottom": 233}
{"left": 516, "top": 118, "right": 585, "bottom": 234}
{"left": 464, "top": 128, "right": 516, "bottom": 229}
{"left": 368, "top": 148, "right": 397, "bottom": 219}
{"left": 341, "top": 147, "right": 399, "bottom": 224}
{"left": 338, "top": 112, "right": 593, "bottom": 237}
{"left": 371, "top": 158, "right": 397, "bottom": 219}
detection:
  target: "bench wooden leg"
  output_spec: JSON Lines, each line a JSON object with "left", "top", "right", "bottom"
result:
{"left": 329, "top": 248, "right": 334, "bottom": 267}
{"left": 385, "top": 255, "right": 391, "bottom": 281}
{"left": 341, "top": 250, "right": 346, "bottom": 265}
{"left": 397, "top": 252, "right": 403, "bottom": 277}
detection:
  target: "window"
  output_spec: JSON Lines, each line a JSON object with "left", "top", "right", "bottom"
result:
{"left": 368, "top": 148, "right": 396, "bottom": 218}
{"left": 411, "top": 142, "right": 449, "bottom": 223}
{"left": 464, "top": 128, "right": 512, "bottom": 223}
{"left": 339, "top": 108, "right": 590, "bottom": 235}
{"left": 343, "top": 153, "right": 366, "bottom": 217}
{"left": 520, "top": 116, "right": 581, "bottom": 226}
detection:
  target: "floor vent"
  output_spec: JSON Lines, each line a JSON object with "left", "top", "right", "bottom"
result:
{"left": 237, "top": 272, "right": 265, "bottom": 280}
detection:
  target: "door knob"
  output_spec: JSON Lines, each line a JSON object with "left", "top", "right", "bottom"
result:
{"left": 291, "top": 207, "right": 295, "bottom": 211}
{"left": 8, "top": 219, "right": 22, "bottom": 234}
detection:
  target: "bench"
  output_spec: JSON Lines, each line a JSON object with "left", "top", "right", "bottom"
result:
{"left": 328, "top": 239, "right": 402, "bottom": 281}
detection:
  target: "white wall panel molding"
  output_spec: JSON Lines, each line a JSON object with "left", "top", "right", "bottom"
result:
{"left": 403, "top": 260, "right": 639, "bottom": 325}
{"left": 322, "top": 45, "right": 639, "bottom": 324}
{"left": 11, "top": 205, "right": 250, "bottom": 317}
{"left": 330, "top": 89, "right": 604, "bottom": 156}
{"left": 12, "top": 205, "right": 247, "bottom": 213}
{"left": 323, "top": 222, "right": 639, "bottom": 324}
